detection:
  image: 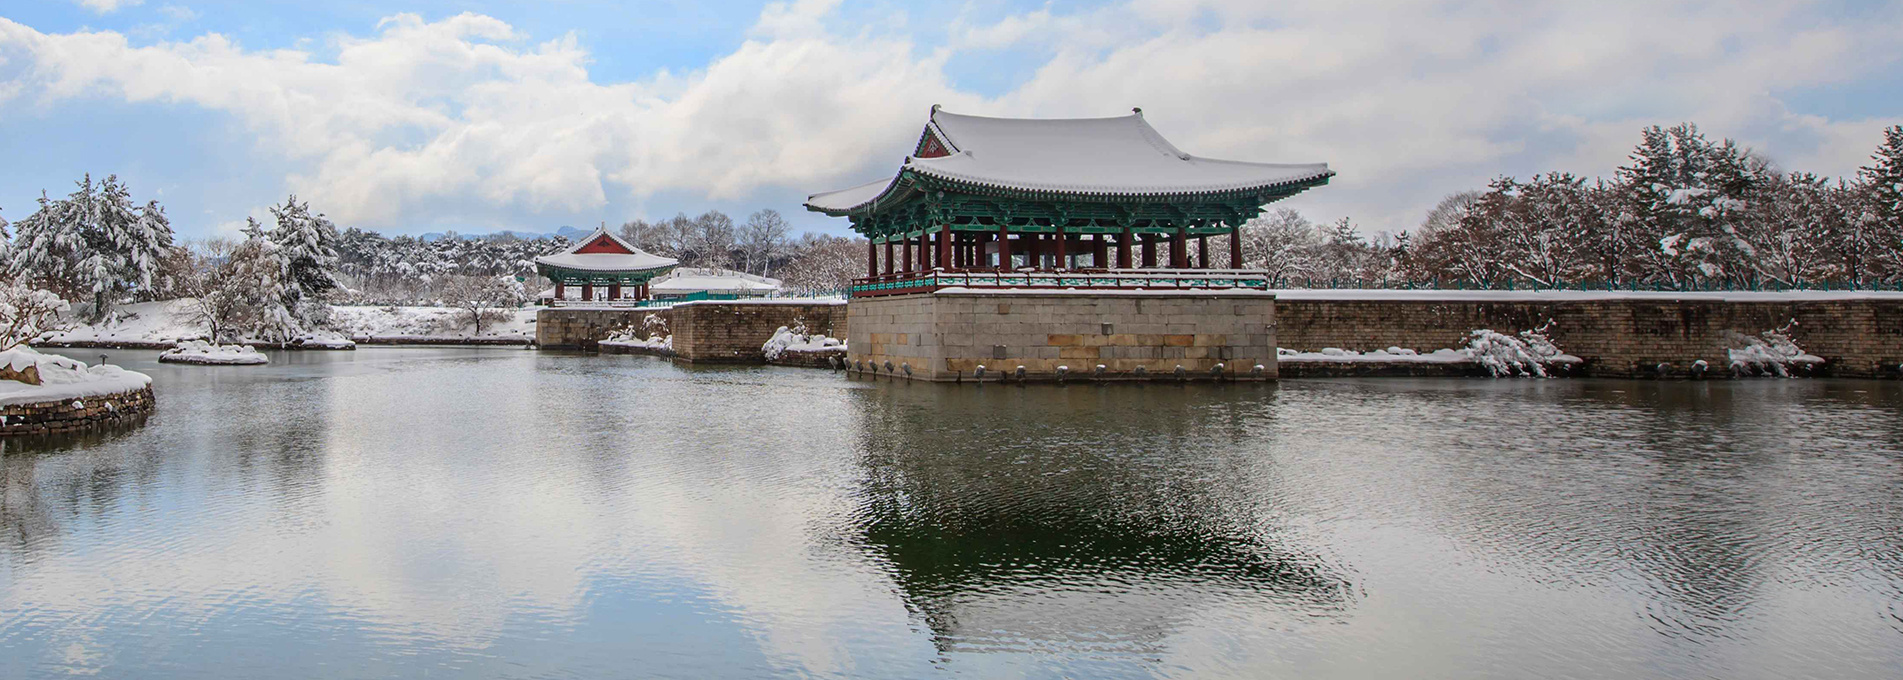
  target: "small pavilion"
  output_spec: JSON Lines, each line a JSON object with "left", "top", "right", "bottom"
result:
{"left": 805, "top": 107, "right": 1333, "bottom": 296}
{"left": 534, "top": 226, "right": 678, "bottom": 302}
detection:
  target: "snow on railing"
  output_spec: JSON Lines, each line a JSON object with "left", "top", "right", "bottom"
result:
{"left": 851, "top": 268, "right": 1271, "bottom": 297}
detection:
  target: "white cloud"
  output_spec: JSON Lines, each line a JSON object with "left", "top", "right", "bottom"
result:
{"left": 75, "top": 0, "right": 142, "bottom": 14}
{"left": 157, "top": 4, "right": 197, "bottom": 23}
{"left": 4, "top": 1, "right": 1902, "bottom": 234}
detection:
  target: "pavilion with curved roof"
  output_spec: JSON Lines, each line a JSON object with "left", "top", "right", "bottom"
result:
{"left": 806, "top": 106, "right": 1334, "bottom": 296}
{"left": 534, "top": 226, "right": 678, "bottom": 302}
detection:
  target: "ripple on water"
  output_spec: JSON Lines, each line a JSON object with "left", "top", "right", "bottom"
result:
{"left": 0, "top": 351, "right": 1899, "bottom": 679}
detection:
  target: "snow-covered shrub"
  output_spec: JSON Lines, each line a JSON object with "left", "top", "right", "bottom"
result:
{"left": 1725, "top": 320, "right": 1823, "bottom": 377}
{"left": 761, "top": 317, "right": 844, "bottom": 360}
{"left": 0, "top": 283, "right": 74, "bottom": 352}
{"left": 1464, "top": 321, "right": 1581, "bottom": 378}
{"left": 1466, "top": 330, "right": 1550, "bottom": 377}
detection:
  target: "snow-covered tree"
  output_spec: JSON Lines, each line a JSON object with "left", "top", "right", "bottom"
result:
{"left": 689, "top": 210, "right": 737, "bottom": 269}
{"left": 779, "top": 233, "right": 865, "bottom": 295}
{"left": 438, "top": 274, "right": 522, "bottom": 334}
{"left": 0, "top": 283, "right": 73, "bottom": 352}
{"left": 267, "top": 196, "right": 342, "bottom": 326}
{"left": 1856, "top": 125, "right": 1903, "bottom": 282}
{"left": 738, "top": 209, "right": 791, "bottom": 276}
{"left": 7, "top": 174, "right": 177, "bottom": 320}
{"left": 229, "top": 218, "right": 298, "bottom": 342}
{"left": 1239, "top": 208, "right": 1319, "bottom": 282}
{"left": 1614, "top": 124, "right": 1765, "bottom": 286}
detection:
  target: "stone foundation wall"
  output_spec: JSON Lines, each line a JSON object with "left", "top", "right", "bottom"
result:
{"left": 0, "top": 385, "right": 156, "bottom": 436}
{"left": 669, "top": 302, "right": 847, "bottom": 363}
{"left": 847, "top": 291, "right": 1276, "bottom": 382}
{"left": 1276, "top": 295, "right": 1903, "bottom": 378}
{"left": 535, "top": 308, "right": 672, "bottom": 350}
{"left": 540, "top": 302, "right": 847, "bottom": 361}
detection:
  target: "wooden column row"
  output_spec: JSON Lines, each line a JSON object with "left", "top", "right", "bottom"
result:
{"left": 865, "top": 224, "right": 1246, "bottom": 274}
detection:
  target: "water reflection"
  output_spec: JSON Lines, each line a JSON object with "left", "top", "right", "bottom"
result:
{"left": 0, "top": 351, "right": 1899, "bottom": 679}
{"left": 845, "top": 384, "right": 1354, "bottom": 657}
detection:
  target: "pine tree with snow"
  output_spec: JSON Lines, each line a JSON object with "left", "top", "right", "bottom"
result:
{"left": 229, "top": 217, "right": 299, "bottom": 343}
{"left": 267, "top": 196, "right": 343, "bottom": 325}
{"left": 1614, "top": 124, "right": 1765, "bottom": 287}
{"left": 1856, "top": 125, "right": 1903, "bottom": 281}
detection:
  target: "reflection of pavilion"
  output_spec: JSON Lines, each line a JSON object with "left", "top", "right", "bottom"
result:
{"left": 844, "top": 390, "right": 1353, "bottom": 654}
{"left": 858, "top": 503, "right": 1352, "bottom": 654}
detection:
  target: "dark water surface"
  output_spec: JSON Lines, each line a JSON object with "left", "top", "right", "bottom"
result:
{"left": 2, "top": 347, "right": 1900, "bottom": 679}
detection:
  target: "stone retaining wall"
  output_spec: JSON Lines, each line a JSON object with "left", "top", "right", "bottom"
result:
{"left": 536, "top": 308, "right": 671, "bottom": 350}
{"left": 0, "top": 385, "right": 156, "bottom": 436}
{"left": 1276, "top": 296, "right": 1903, "bottom": 378}
{"left": 537, "top": 302, "right": 847, "bottom": 362}
{"left": 669, "top": 302, "right": 847, "bottom": 363}
{"left": 848, "top": 291, "right": 1276, "bottom": 382}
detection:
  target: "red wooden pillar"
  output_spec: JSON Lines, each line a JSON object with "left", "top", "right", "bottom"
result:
{"left": 937, "top": 223, "right": 952, "bottom": 270}
{"left": 997, "top": 225, "right": 1012, "bottom": 269}
{"left": 1054, "top": 227, "right": 1068, "bottom": 269}
{"left": 581, "top": 283, "right": 594, "bottom": 301}
{"left": 1092, "top": 234, "right": 1108, "bottom": 268}
{"left": 902, "top": 235, "right": 913, "bottom": 272}
{"left": 1170, "top": 227, "right": 1187, "bottom": 268}
{"left": 917, "top": 233, "right": 929, "bottom": 270}
{"left": 555, "top": 282, "right": 565, "bottom": 300}
{"left": 608, "top": 282, "right": 622, "bottom": 300}
{"left": 884, "top": 240, "right": 895, "bottom": 275}
{"left": 1117, "top": 227, "right": 1132, "bottom": 268}
{"left": 1197, "top": 235, "right": 1209, "bottom": 269}
{"left": 1141, "top": 235, "right": 1156, "bottom": 268}
{"left": 867, "top": 240, "right": 878, "bottom": 278}
{"left": 1229, "top": 224, "right": 1243, "bottom": 268}
{"left": 1027, "top": 233, "right": 1043, "bottom": 269}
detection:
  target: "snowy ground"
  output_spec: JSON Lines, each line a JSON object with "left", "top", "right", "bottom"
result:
{"left": 328, "top": 305, "right": 538, "bottom": 343}
{"left": 158, "top": 341, "right": 270, "bottom": 366}
{"left": 600, "top": 336, "right": 672, "bottom": 352}
{"left": 1277, "top": 347, "right": 1473, "bottom": 363}
{"left": 34, "top": 300, "right": 539, "bottom": 348}
{"left": 0, "top": 347, "right": 153, "bottom": 407}
{"left": 36, "top": 300, "right": 205, "bottom": 347}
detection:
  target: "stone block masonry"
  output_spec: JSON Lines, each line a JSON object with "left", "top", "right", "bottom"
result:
{"left": 669, "top": 302, "right": 846, "bottom": 364}
{"left": 0, "top": 385, "right": 155, "bottom": 436}
{"left": 538, "top": 301, "right": 846, "bottom": 362}
{"left": 847, "top": 290, "right": 1277, "bottom": 382}
{"left": 536, "top": 308, "right": 664, "bottom": 351}
{"left": 1274, "top": 293, "right": 1903, "bottom": 379}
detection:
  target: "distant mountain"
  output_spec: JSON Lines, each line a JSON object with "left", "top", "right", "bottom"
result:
{"left": 416, "top": 225, "right": 592, "bottom": 242}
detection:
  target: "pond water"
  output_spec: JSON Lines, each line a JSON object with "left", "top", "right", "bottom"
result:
{"left": 2, "top": 347, "right": 1900, "bottom": 679}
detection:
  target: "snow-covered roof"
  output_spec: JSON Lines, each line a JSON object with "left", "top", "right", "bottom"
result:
{"left": 651, "top": 268, "right": 783, "bottom": 294}
{"left": 805, "top": 107, "right": 1335, "bottom": 214}
{"left": 533, "top": 226, "right": 678, "bottom": 272}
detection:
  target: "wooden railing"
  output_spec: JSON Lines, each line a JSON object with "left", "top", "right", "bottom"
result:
{"left": 849, "top": 268, "right": 1273, "bottom": 298}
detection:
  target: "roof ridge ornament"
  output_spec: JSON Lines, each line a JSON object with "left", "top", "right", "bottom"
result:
{"left": 1132, "top": 107, "right": 1143, "bottom": 117}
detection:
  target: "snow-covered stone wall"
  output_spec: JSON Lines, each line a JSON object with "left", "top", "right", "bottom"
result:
{"left": 1275, "top": 295, "right": 1902, "bottom": 378}
{"left": 538, "top": 301, "right": 846, "bottom": 362}
{"left": 847, "top": 290, "right": 1276, "bottom": 382}
{"left": 0, "top": 385, "right": 155, "bottom": 436}
{"left": 669, "top": 301, "right": 846, "bottom": 364}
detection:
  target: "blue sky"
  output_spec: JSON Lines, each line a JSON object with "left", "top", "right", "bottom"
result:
{"left": 3, "top": 0, "right": 1900, "bottom": 241}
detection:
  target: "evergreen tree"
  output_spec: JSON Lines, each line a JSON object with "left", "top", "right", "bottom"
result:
{"left": 267, "top": 196, "right": 342, "bottom": 324}
{"left": 232, "top": 217, "right": 299, "bottom": 342}
{"left": 1856, "top": 125, "right": 1903, "bottom": 281}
